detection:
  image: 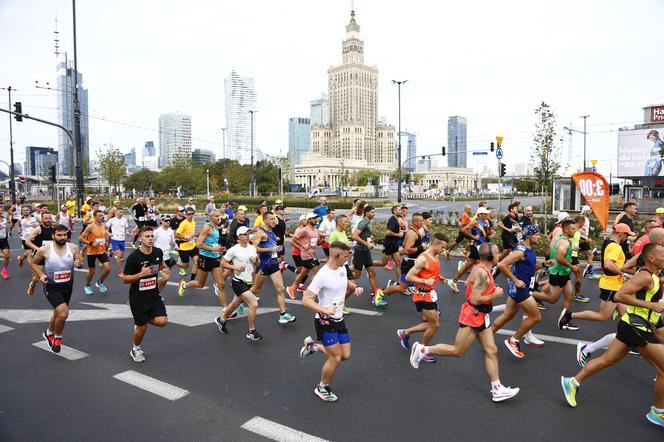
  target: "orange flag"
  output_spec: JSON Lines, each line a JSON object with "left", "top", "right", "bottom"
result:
{"left": 572, "top": 171, "right": 610, "bottom": 231}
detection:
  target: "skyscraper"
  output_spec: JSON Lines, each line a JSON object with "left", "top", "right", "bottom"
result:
{"left": 224, "top": 71, "right": 256, "bottom": 165}
{"left": 399, "top": 131, "right": 417, "bottom": 172}
{"left": 143, "top": 141, "right": 156, "bottom": 157}
{"left": 56, "top": 55, "right": 89, "bottom": 176}
{"left": 158, "top": 112, "right": 192, "bottom": 168}
{"left": 448, "top": 116, "right": 467, "bottom": 168}
{"left": 288, "top": 117, "right": 311, "bottom": 168}
{"left": 25, "top": 146, "right": 58, "bottom": 176}
{"left": 310, "top": 94, "right": 329, "bottom": 127}
{"left": 124, "top": 147, "right": 136, "bottom": 167}
{"left": 191, "top": 148, "right": 216, "bottom": 165}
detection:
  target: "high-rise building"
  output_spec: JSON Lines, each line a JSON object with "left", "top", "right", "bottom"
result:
{"left": 399, "top": 131, "right": 417, "bottom": 172}
{"left": 124, "top": 147, "right": 136, "bottom": 167}
{"left": 56, "top": 55, "right": 89, "bottom": 176}
{"left": 224, "top": 71, "right": 256, "bottom": 165}
{"left": 448, "top": 116, "right": 467, "bottom": 168}
{"left": 192, "top": 148, "right": 216, "bottom": 165}
{"left": 294, "top": 8, "right": 396, "bottom": 189}
{"left": 143, "top": 141, "right": 156, "bottom": 158}
{"left": 310, "top": 94, "right": 329, "bottom": 126}
{"left": 288, "top": 117, "right": 311, "bottom": 169}
{"left": 25, "top": 146, "right": 58, "bottom": 176}
{"left": 158, "top": 112, "right": 192, "bottom": 168}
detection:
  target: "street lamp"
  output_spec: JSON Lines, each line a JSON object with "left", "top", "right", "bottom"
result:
{"left": 206, "top": 169, "right": 210, "bottom": 198}
{"left": 392, "top": 80, "right": 407, "bottom": 203}
{"left": 249, "top": 110, "right": 257, "bottom": 197}
{"left": 0, "top": 86, "right": 17, "bottom": 204}
{"left": 564, "top": 118, "right": 589, "bottom": 171}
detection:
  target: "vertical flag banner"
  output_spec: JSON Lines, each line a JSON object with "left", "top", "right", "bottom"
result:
{"left": 572, "top": 171, "right": 610, "bottom": 231}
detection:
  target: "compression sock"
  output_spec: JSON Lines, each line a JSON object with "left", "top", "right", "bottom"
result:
{"left": 190, "top": 273, "right": 197, "bottom": 281}
{"left": 585, "top": 333, "right": 616, "bottom": 354}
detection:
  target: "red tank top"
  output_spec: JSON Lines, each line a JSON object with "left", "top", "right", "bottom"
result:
{"left": 458, "top": 264, "right": 495, "bottom": 328}
{"left": 412, "top": 253, "right": 440, "bottom": 303}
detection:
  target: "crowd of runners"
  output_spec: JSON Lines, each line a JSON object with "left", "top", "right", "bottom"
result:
{"left": 1, "top": 194, "right": 663, "bottom": 428}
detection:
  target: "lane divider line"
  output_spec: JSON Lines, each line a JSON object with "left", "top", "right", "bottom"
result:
{"left": 496, "top": 329, "right": 588, "bottom": 346}
{"left": 0, "top": 324, "right": 15, "bottom": 333}
{"left": 284, "top": 299, "right": 383, "bottom": 316}
{"left": 241, "top": 416, "right": 329, "bottom": 442}
{"left": 32, "top": 340, "right": 89, "bottom": 360}
{"left": 113, "top": 370, "right": 189, "bottom": 401}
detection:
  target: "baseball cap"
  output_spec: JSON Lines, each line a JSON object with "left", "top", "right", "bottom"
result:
{"left": 299, "top": 214, "right": 306, "bottom": 221}
{"left": 236, "top": 226, "right": 250, "bottom": 235}
{"left": 160, "top": 214, "right": 171, "bottom": 221}
{"left": 581, "top": 205, "right": 591, "bottom": 213}
{"left": 275, "top": 204, "right": 284, "bottom": 211}
{"left": 476, "top": 207, "right": 490, "bottom": 215}
{"left": 364, "top": 205, "right": 375, "bottom": 213}
{"left": 60, "top": 204, "right": 67, "bottom": 210}
{"left": 177, "top": 206, "right": 185, "bottom": 212}
{"left": 522, "top": 224, "right": 540, "bottom": 238}
{"left": 613, "top": 224, "right": 635, "bottom": 236}
{"left": 185, "top": 208, "right": 195, "bottom": 215}
{"left": 656, "top": 208, "right": 664, "bottom": 214}
{"left": 275, "top": 199, "right": 283, "bottom": 204}
{"left": 85, "top": 196, "right": 92, "bottom": 202}
{"left": 305, "top": 212, "right": 318, "bottom": 220}
{"left": 237, "top": 205, "right": 248, "bottom": 212}
{"left": 557, "top": 212, "right": 571, "bottom": 223}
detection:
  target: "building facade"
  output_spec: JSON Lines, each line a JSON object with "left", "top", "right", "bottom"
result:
{"left": 400, "top": 131, "right": 417, "bottom": 172}
{"left": 224, "top": 71, "right": 256, "bottom": 165}
{"left": 447, "top": 116, "right": 467, "bottom": 168}
{"left": 192, "top": 148, "right": 216, "bottom": 165}
{"left": 124, "top": 147, "right": 136, "bottom": 167}
{"left": 158, "top": 112, "right": 192, "bottom": 168}
{"left": 310, "top": 93, "right": 330, "bottom": 126}
{"left": 288, "top": 117, "right": 311, "bottom": 171}
{"left": 143, "top": 141, "right": 156, "bottom": 158}
{"left": 25, "top": 146, "right": 58, "bottom": 177}
{"left": 419, "top": 166, "right": 476, "bottom": 194}
{"left": 56, "top": 55, "right": 89, "bottom": 176}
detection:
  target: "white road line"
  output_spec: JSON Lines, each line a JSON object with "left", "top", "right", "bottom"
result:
{"left": 32, "top": 341, "right": 89, "bottom": 360}
{"left": 73, "top": 268, "right": 207, "bottom": 289}
{"left": 0, "top": 324, "right": 14, "bottom": 333}
{"left": 496, "top": 329, "right": 588, "bottom": 346}
{"left": 284, "top": 299, "right": 383, "bottom": 316}
{"left": 113, "top": 370, "right": 189, "bottom": 401}
{"left": 241, "top": 416, "right": 329, "bottom": 442}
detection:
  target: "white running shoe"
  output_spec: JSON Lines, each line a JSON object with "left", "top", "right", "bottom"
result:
{"left": 524, "top": 331, "right": 545, "bottom": 347}
{"left": 491, "top": 385, "right": 520, "bottom": 402}
{"left": 410, "top": 342, "right": 423, "bottom": 369}
{"left": 447, "top": 279, "right": 459, "bottom": 293}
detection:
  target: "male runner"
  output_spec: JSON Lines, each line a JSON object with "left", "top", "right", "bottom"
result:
{"left": 29, "top": 224, "right": 82, "bottom": 353}
{"left": 448, "top": 207, "right": 491, "bottom": 293}
{"left": 492, "top": 225, "right": 547, "bottom": 358}
{"left": 299, "top": 241, "right": 363, "bottom": 402}
{"left": 145, "top": 197, "right": 160, "bottom": 227}
{"left": 614, "top": 201, "right": 638, "bottom": 260}
{"left": 175, "top": 208, "right": 199, "bottom": 278}
{"left": 25, "top": 212, "right": 55, "bottom": 296}
{"left": 409, "top": 243, "right": 520, "bottom": 402}
{"left": 16, "top": 206, "right": 38, "bottom": 268}
{"left": 373, "top": 205, "right": 403, "bottom": 276}
{"left": 579, "top": 205, "right": 595, "bottom": 277}
{"left": 122, "top": 226, "right": 169, "bottom": 363}
{"left": 568, "top": 215, "right": 590, "bottom": 303}
{"left": 496, "top": 202, "right": 521, "bottom": 264}
{"left": 79, "top": 210, "right": 111, "bottom": 295}
{"left": 561, "top": 242, "right": 664, "bottom": 428}
{"left": 226, "top": 205, "right": 249, "bottom": 249}
{"left": 396, "top": 233, "right": 448, "bottom": 357}
{"left": 318, "top": 208, "right": 336, "bottom": 260}
{"left": 447, "top": 204, "right": 472, "bottom": 258}
{"left": 130, "top": 197, "right": 148, "bottom": 247}
{"left": 251, "top": 212, "right": 296, "bottom": 324}
{"left": 55, "top": 204, "right": 73, "bottom": 238}
{"left": 106, "top": 200, "right": 123, "bottom": 220}
{"left": 106, "top": 207, "right": 129, "bottom": 274}
{"left": 0, "top": 206, "right": 10, "bottom": 279}
{"left": 287, "top": 213, "right": 322, "bottom": 299}
{"left": 154, "top": 215, "right": 178, "bottom": 269}
{"left": 382, "top": 213, "right": 426, "bottom": 300}
{"left": 9, "top": 197, "right": 23, "bottom": 234}
{"left": 273, "top": 204, "right": 292, "bottom": 271}
{"left": 350, "top": 205, "right": 385, "bottom": 306}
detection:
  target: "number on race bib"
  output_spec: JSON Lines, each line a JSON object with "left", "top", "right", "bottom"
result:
{"left": 430, "top": 290, "right": 438, "bottom": 302}
{"left": 53, "top": 270, "right": 71, "bottom": 283}
{"left": 139, "top": 277, "right": 157, "bottom": 291}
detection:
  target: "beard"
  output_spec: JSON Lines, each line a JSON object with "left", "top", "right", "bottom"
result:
{"left": 55, "top": 238, "right": 67, "bottom": 246}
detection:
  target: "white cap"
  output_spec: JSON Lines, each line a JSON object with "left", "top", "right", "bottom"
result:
{"left": 305, "top": 212, "right": 318, "bottom": 220}
{"left": 299, "top": 214, "right": 306, "bottom": 221}
{"left": 581, "top": 205, "right": 591, "bottom": 213}
{"left": 557, "top": 212, "right": 571, "bottom": 223}
{"left": 236, "top": 226, "right": 250, "bottom": 235}
{"left": 476, "top": 207, "right": 490, "bottom": 215}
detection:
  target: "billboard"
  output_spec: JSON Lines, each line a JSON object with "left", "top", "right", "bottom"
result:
{"left": 617, "top": 128, "right": 664, "bottom": 177}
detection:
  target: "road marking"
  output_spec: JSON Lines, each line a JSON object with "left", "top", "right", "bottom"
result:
{"left": 241, "top": 416, "right": 329, "bottom": 442}
{"left": 496, "top": 329, "right": 588, "bottom": 346}
{"left": 32, "top": 341, "right": 89, "bottom": 360}
{"left": 284, "top": 299, "right": 383, "bottom": 316}
{"left": 0, "top": 324, "right": 14, "bottom": 333}
{"left": 113, "top": 370, "right": 189, "bottom": 401}
{"left": 73, "top": 268, "right": 209, "bottom": 289}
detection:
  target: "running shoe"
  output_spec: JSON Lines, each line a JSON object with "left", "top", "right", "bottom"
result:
{"left": 279, "top": 261, "right": 288, "bottom": 273}
{"left": 562, "top": 323, "right": 580, "bottom": 331}
{"left": 447, "top": 279, "right": 459, "bottom": 293}
{"left": 51, "top": 337, "right": 61, "bottom": 353}
{"left": 646, "top": 406, "right": 664, "bottom": 428}
{"left": 558, "top": 308, "right": 571, "bottom": 330}
{"left": 108, "top": 249, "right": 114, "bottom": 258}
{"left": 385, "top": 260, "right": 394, "bottom": 271}
{"left": 169, "top": 250, "right": 180, "bottom": 260}
{"left": 410, "top": 341, "right": 423, "bottom": 369}
{"left": 403, "top": 286, "right": 415, "bottom": 296}
{"left": 236, "top": 303, "right": 244, "bottom": 316}
{"left": 396, "top": 329, "right": 410, "bottom": 349}
{"left": 279, "top": 312, "right": 296, "bottom": 324}
{"left": 561, "top": 376, "right": 578, "bottom": 407}
{"left": 96, "top": 281, "right": 108, "bottom": 294}
{"left": 27, "top": 279, "right": 36, "bottom": 296}
{"left": 342, "top": 306, "right": 351, "bottom": 315}
{"left": 130, "top": 348, "right": 146, "bottom": 363}
{"left": 177, "top": 279, "right": 187, "bottom": 297}
{"left": 43, "top": 330, "right": 55, "bottom": 348}
{"left": 491, "top": 385, "right": 520, "bottom": 402}
{"left": 178, "top": 267, "right": 187, "bottom": 276}
{"left": 84, "top": 285, "right": 93, "bottom": 296}
{"left": 297, "top": 283, "right": 307, "bottom": 292}
{"left": 214, "top": 316, "right": 228, "bottom": 334}
{"left": 386, "top": 279, "right": 397, "bottom": 288}
{"left": 457, "top": 260, "right": 466, "bottom": 272}
{"left": 314, "top": 385, "right": 338, "bottom": 402}
{"left": 576, "top": 342, "right": 589, "bottom": 367}
{"left": 17, "top": 255, "right": 23, "bottom": 268}
{"left": 504, "top": 338, "right": 525, "bottom": 358}
{"left": 287, "top": 284, "right": 297, "bottom": 300}
{"left": 523, "top": 333, "right": 545, "bottom": 347}
{"left": 421, "top": 354, "right": 437, "bottom": 363}
{"left": 300, "top": 336, "right": 316, "bottom": 359}
{"left": 573, "top": 294, "right": 590, "bottom": 303}
{"left": 535, "top": 299, "right": 547, "bottom": 310}
{"left": 582, "top": 265, "right": 593, "bottom": 278}
{"left": 213, "top": 283, "right": 220, "bottom": 297}
{"left": 372, "top": 289, "right": 388, "bottom": 307}
{"left": 1, "top": 268, "right": 10, "bottom": 279}
{"left": 246, "top": 329, "right": 263, "bottom": 341}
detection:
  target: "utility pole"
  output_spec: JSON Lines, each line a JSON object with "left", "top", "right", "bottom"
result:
{"left": 581, "top": 115, "right": 589, "bottom": 171}
{"left": 72, "top": 0, "right": 84, "bottom": 218}
{"left": 392, "top": 80, "right": 407, "bottom": 203}
{"left": 221, "top": 127, "right": 227, "bottom": 193}
{"left": 249, "top": 110, "right": 256, "bottom": 197}
{"left": 0, "top": 86, "right": 17, "bottom": 204}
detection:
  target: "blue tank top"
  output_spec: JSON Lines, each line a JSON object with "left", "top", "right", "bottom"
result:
{"left": 199, "top": 223, "right": 220, "bottom": 258}
{"left": 258, "top": 227, "right": 278, "bottom": 268}
{"left": 472, "top": 219, "right": 488, "bottom": 245}
{"left": 509, "top": 243, "right": 536, "bottom": 294}
{"left": 422, "top": 228, "right": 430, "bottom": 244}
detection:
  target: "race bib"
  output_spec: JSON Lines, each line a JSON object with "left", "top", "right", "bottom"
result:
{"left": 138, "top": 216, "right": 146, "bottom": 221}
{"left": 139, "top": 276, "right": 157, "bottom": 291}
{"left": 53, "top": 270, "right": 71, "bottom": 283}
{"left": 430, "top": 290, "right": 438, "bottom": 303}
{"left": 484, "top": 313, "right": 491, "bottom": 328}
{"left": 310, "top": 237, "right": 318, "bottom": 246}
{"left": 94, "top": 238, "right": 105, "bottom": 245}
{"left": 529, "top": 277, "right": 535, "bottom": 290}
{"left": 271, "top": 252, "right": 278, "bottom": 258}
{"left": 332, "top": 296, "right": 344, "bottom": 317}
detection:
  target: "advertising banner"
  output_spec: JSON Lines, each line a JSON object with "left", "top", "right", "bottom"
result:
{"left": 617, "top": 128, "right": 664, "bottom": 177}
{"left": 572, "top": 171, "right": 609, "bottom": 231}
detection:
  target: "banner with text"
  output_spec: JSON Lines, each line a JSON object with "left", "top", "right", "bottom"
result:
{"left": 617, "top": 128, "right": 664, "bottom": 177}
{"left": 572, "top": 171, "right": 609, "bottom": 231}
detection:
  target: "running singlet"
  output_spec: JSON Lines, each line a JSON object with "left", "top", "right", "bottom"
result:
{"left": 199, "top": 223, "right": 221, "bottom": 259}
{"left": 44, "top": 243, "right": 75, "bottom": 288}
{"left": 508, "top": 243, "right": 536, "bottom": 295}
{"left": 458, "top": 265, "right": 495, "bottom": 328}
{"left": 176, "top": 219, "right": 196, "bottom": 251}
{"left": 621, "top": 270, "right": 661, "bottom": 332}
{"left": 33, "top": 225, "right": 54, "bottom": 248}
{"left": 412, "top": 253, "right": 441, "bottom": 303}
{"left": 548, "top": 236, "right": 572, "bottom": 276}
{"left": 401, "top": 228, "right": 424, "bottom": 275}
{"left": 20, "top": 217, "right": 38, "bottom": 241}
{"left": 257, "top": 227, "right": 278, "bottom": 268}
{"left": 0, "top": 215, "right": 7, "bottom": 239}
{"left": 471, "top": 219, "right": 489, "bottom": 246}
{"left": 86, "top": 223, "right": 108, "bottom": 255}
{"left": 57, "top": 212, "right": 71, "bottom": 229}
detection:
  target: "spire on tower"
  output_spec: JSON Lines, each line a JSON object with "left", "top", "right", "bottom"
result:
{"left": 54, "top": 14, "right": 60, "bottom": 57}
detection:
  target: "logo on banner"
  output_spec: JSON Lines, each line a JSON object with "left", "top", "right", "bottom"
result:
{"left": 572, "top": 171, "right": 610, "bottom": 231}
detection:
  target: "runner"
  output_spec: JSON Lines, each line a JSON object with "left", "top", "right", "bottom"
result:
{"left": 287, "top": 213, "right": 322, "bottom": 299}
{"left": 569, "top": 215, "right": 590, "bottom": 303}
{"left": 122, "top": 226, "right": 169, "bottom": 363}
{"left": 373, "top": 205, "right": 403, "bottom": 276}
{"left": 175, "top": 208, "right": 199, "bottom": 279}
{"left": 29, "top": 224, "right": 82, "bottom": 353}
{"left": 216, "top": 226, "right": 262, "bottom": 340}
{"left": 396, "top": 233, "right": 449, "bottom": 357}
{"left": 313, "top": 196, "right": 329, "bottom": 221}
{"left": 614, "top": 201, "right": 638, "bottom": 260}
{"left": 491, "top": 225, "right": 547, "bottom": 358}
{"left": 382, "top": 213, "right": 426, "bottom": 301}
{"left": 254, "top": 203, "right": 268, "bottom": 228}
{"left": 520, "top": 205, "right": 535, "bottom": 228}
{"left": 65, "top": 195, "right": 76, "bottom": 218}
{"left": 130, "top": 197, "right": 148, "bottom": 247}
{"left": 496, "top": 202, "right": 521, "bottom": 265}
{"left": 579, "top": 206, "right": 596, "bottom": 277}
{"left": 318, "top": 208, "right": 336, "bottom": 261}
{"left": 250, "top": 212, "right": 296, "bottom": 324}
{"left": 106, "top": 207, "right": 129, "bottom": 275}
{"left": 448, "top": 207, "right": 491, "bottom": 293}
{"left": 204, "top": 196, "right": 216, "bottom": 221}
{"left": 106, "top": 200, "right": 123, "bottom": 220}
{"left": 154, "top": 215, "right": 178, "bottom": 269}
{"left": 273, "top": 204, "right": 293, "bottom": 272}
{"left": 561, "top": 242, "right": 664, "bottom": 428}
{"left": 329, "top": 214, "right": 355, "bottom": 315}
{"left": 0, "top": 205, "right": 10, "bottom": 279}
{"left": 226, "top": 205, "right": 249, "bottom": 249}
{"left": 184, "top": 197, "right": 196, "bottom": 213}
{"left": 299, "top": 241, "right": 363, "bottom": 402}
{"left": 289, "top": 215, "right": 309, "bottom": 293}
{"left": 8, "top": 197, "right": 23, "bottom": 235}
{"left": 547, "top": 212, "right": 570, "bottom": 243}
{"left": 409, "top": 243, "right": 520, "bottom": 402}
{"left": 16, "top": 206, "right": 38, "bottom": 269}
{"left": 25, "top": 212, "right": 55, "bottom": 296}
{"left": 349, "top": 200, "right": 365, "bottom": 230}
{"left": 350, "top": 205, "right": 385, "bottom": 306}
{"left": 145, "top": 197, "right": 160, "bottom": 227}
{"left": 632, "top": 219, "right": 659, "bottom": 256}
{"left": 79, "top": 210, "right": 111, "bottom": 295}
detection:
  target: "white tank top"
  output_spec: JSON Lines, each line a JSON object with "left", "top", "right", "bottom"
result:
{"left": 57, "top": 212, "right": 71, "bottom": 228}
{"left": 44, "top": 243, "right": 75, "bottom": 285}
{"left": 20, "top": 217, "right": 38, "bottom": 240}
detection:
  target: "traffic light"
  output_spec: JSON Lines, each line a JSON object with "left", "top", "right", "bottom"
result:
{"left": 441, "top": 146, "right": 446, "bottom": 156}
{"left": 490, "top": 142, "right": 494, "bottom": 152}
{"left": 13, "top": 102, "right": 22, "bottom": 122}
{"left": 499, "top": 162, "right": 507, "bottom": 177}
{"left": 49, "top": 164, "right": 57, "bottom": 183}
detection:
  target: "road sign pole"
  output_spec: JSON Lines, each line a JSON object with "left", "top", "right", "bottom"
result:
{"left": 496, "top": 136, "right": 503, "bottom": 213}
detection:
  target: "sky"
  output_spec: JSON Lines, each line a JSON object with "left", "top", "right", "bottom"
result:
{"left": 1, "top": 0, "right": 663, "bottom": 175}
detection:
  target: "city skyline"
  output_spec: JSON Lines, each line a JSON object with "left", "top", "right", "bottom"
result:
{"left": 1, "top": 0, "right": 663, "bottom": 173}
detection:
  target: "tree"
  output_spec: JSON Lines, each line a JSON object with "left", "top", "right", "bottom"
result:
{"left": 356, "top": 169, "right": 381, "bottom": 187}
{"left": 531, "top": 101, "right": 561, "bottom": 192}
{"left": 338, "top": 160, "right": 350, "bottom": 191}
{"left": 96, "top": 144, "right": 126, "bottom": 196}
{"left": 125, "top": 168, "right": 154, "bottom": 192}
{"left": 411, "top": 173, "right": 423, "bottom": 185}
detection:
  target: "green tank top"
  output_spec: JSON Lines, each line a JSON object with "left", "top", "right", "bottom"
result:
{"left": 621, "top": 271, "right": 662, "bottom": 332}
{"left": 570, "top": 231, "right": 581, "bottom": 258}
{"left": 548, "top": 236, "right": 572, "bottom": 276}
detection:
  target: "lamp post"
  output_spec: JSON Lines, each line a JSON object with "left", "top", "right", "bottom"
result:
{"left": 392, "top": 80, "right": 407, "bottom": 203}
{"left": 0, "top": 86, "right": 17, "bottom": 204}
{"left": 206, "top": 169, "right": 210, "bottom": 198}
{"left": 224, "top": 178, "right": 228, "bottom": 193}
{"left": 580, "top": 115, "right": 589, "bottom": 171}
{"left": 249, "top": 110, "right": 257, "bottom": 197}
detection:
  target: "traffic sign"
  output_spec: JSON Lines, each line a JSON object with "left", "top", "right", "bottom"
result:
{"left": 496, "top": 147, "right": 503, "bottom": 159}
{"left": 496, "top": 136, "right": 503, "bottom": 147}
{"left": 591, "top": 159, "right": 597, "bottom": 166}
{"left": 592, "top": 167, "right": 597, "bottom": 172}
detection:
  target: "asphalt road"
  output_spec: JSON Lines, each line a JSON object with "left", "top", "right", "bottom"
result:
{"left": 0, "top": 220, "right": 661, "bottom": 441}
